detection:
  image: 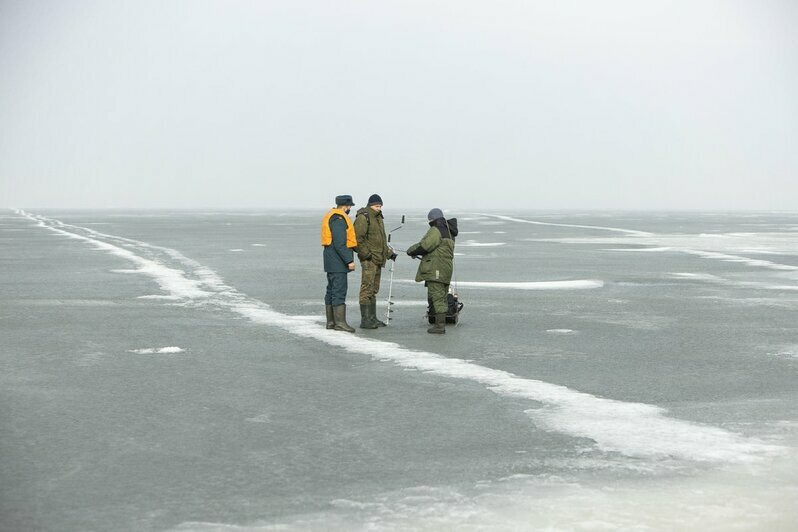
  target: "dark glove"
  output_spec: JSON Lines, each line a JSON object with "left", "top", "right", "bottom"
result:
{"left": 390, "top": 252, "right": 398, "bottom": 261}
{"left": 407, "top": 245, "right": 426, "bottom": 258}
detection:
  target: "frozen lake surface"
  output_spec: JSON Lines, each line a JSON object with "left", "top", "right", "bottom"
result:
{"left": 1, "top": 209, "right": 797, "bottom": 531}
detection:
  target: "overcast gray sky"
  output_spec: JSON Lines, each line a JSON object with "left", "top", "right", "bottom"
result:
{"left": 1, "top": 0, "right": 796, "bottom": 210}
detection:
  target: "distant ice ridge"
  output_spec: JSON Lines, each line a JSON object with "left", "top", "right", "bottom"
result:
{"left": 681, "top": 249, "right": 798, "bottom": 272}
{"left": 457, "top": 280, "right": 603, "bottom": 290}
{"left": 236, "top": 303, "right": 780, "bottom": 462}
{"left": 20, "top": 210, "right": 783, "bottom": 464}
{"left": 129, "top": 347, "right": 185, "bottom": 354}
{"left": 395, "top": 279, "right": 604, "bottom": 290}
{"left": 488, "top": 212, "right": 798, "bottom": 293}
{"left": 768, "top": 347, "right": 798, "bottom": 360}
{"left": 458, "top": 240, "right": 506, "bottom": 247}
{"left": 17, "top": 210, "right": 233, "bottom": 299}
{"left": 670, "top": 272, "right": 798, "bottom": 291}
{"left": 476, "top": 213, "right": 654, "bottom": 236}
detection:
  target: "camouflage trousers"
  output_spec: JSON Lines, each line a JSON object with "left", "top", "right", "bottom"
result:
{"left": 426, "top": 281, "right": 450, "bottom": 315}
{"left": 358, "top": 260, "right": 383, "bottom": 304}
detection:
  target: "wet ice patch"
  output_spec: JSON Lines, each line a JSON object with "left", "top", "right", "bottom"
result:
{"left": 76, "top": 352, "right": 106, "bottom": 367}
{"left": 177, "top": 451, "right": 798, "bottom": 532}
{"left": 251, "top": 244, "right": 266, "bottom": 247}
{"left": 228, "top": 249, "right": 245, "bottom": 252}
{"left": 128, "top": 347, "right": 185, "bottom": 354}
{"left": 546, "top": 329, "right": 577, "bottom": 335}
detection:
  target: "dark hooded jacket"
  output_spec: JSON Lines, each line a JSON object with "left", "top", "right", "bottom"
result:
{"left": 406, "top": 217, "right": 458, "bottom": 283}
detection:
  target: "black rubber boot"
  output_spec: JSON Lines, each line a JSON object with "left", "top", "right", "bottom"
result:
{"left": 332, "top": 304, "right": 355, "bottom": 333}
{"left": 370, "top": 300, "right": 387, "bottom": 327}
{"left": 359, "top": 302, "right": 378, "bottom": 329}
{"left": 325, "top": 305, "right": 335, "bottom": 329}
{"left": 427, "top": 313, "right": 446, "bottom": 334}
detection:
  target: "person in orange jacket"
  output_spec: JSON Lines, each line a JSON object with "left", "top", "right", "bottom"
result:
{"left": 321, "top": 195, "right": 357, "bottom": 332}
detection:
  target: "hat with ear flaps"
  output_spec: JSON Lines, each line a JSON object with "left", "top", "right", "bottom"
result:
{"left": 335, "top": 195, "right": 355, "bottom": 206}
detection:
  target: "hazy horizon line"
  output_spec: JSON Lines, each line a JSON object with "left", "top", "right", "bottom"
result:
{"left": 5, "top": 206, "right": 798, "bottom": 214}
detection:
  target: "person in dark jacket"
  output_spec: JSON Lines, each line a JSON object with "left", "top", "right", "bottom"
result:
{"left": 406, "top": 208, "right": 458, "bottom": 334}
{"left": 321, "top": 195, "right": 357, "bottom": 332}
{"left": 353, "top": 194, "right": 397, "bottom": 329}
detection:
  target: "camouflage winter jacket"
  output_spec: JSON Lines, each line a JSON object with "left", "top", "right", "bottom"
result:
{"left": 406, "top": 217, "right": 458, "bottom": 284}
{"left": 353, "top": 207, "right": 391, "bottom": 267}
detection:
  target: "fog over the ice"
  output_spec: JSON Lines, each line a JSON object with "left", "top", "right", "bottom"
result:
{"left": 1, "top": 0, "right": 795, "bottom": 211}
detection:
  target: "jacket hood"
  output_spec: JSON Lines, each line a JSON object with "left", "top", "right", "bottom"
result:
{"left": 446, "top": 217, "right": 459, "bottom": 238}
{"left": 430, "top": 217, "right": 458, "bottom": 240}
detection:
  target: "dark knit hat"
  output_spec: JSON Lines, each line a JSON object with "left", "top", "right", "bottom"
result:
{"left": 335, "top": 194, "right": 355, "bottom": 206}
{"left": 367, "top": 194, "right": 383, "bottom": 206}
{"left": 427, "top": 208, "right": 443, "bottom": 221}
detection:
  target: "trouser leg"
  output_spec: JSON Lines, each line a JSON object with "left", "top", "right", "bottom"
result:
{"left": 325, "top": 274, "right": 333, "bottom": 305}
{"left": 427, "top": 282, "right": 449, "bottom": 315}
{"left": 327, "top": 272, "right": 348, "bottom": 306}
{"left": 358, "top": 260, "right": 381, "bottom": 304}
{"left": 425, "top": 282, "right": 448, "bottom": 334}
{"left": 366, "top": 263, "right": 385, "bottom": 326}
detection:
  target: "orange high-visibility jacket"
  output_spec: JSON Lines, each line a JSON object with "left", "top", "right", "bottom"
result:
{"left": 320, "top": 208, "right": 357, "bottom": 248}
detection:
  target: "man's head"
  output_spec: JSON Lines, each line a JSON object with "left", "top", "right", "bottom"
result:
{"left": 335, "top": 195, "right": 355, "bottom": 213}
{"left": 427, "top": 208, "right": 443, "bottom": 222}
{"left": 367, "top": 194, "right": 383, "bottom": 212}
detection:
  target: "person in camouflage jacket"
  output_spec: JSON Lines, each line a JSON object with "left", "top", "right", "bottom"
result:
{"left": 406, "top": 208, "right": 458, "bottom": 334}
{"left": 353, "top": 194, "right": 396, "bottom": 329}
